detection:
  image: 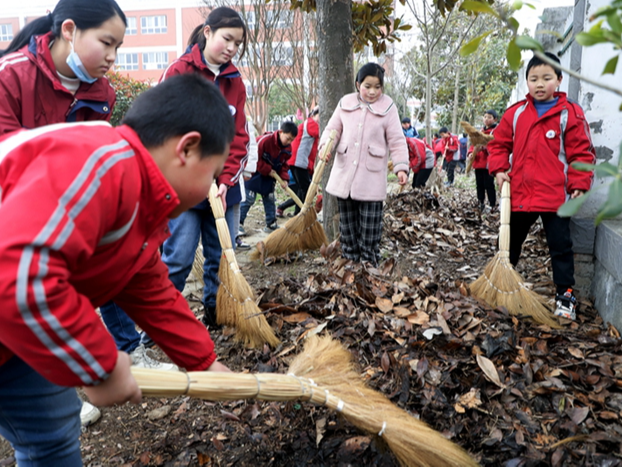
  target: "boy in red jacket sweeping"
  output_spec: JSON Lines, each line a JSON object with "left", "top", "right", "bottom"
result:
{"left": 239, "top": 121, "right": 297, "bottom": 233}
{"left": 0, "top": 74, "right": 232, "bottom": 466}
{"left": 488, "top": 52, "right": 595, "bottom": 320}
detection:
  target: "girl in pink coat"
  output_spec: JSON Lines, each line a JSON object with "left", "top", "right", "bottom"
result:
{"left": 319, "top": 63, "right": 408, "bottom": 266}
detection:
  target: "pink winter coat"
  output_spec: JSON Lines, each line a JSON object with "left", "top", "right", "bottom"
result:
{"left": 320, "top": 93, "right": 408, "bottom": 201}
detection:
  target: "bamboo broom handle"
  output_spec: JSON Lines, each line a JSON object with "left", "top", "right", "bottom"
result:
{"left": 270, "top": 171, "right": 303, "bottom": 208}
{"left": 499, "top": 180, "right": 511, "bottom": 256}
{"left": 207, "top": 183, "right": 239, "bottom": 270}
{"left": 132, "top": 368, "right": 340, "bottom": 405}
{"left": 302, "top": 130, "right": 337, "bottom": 210}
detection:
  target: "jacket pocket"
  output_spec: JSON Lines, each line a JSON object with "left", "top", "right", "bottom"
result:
{"left": 334, "top": 142, "right": 348, "bottom": 168}
{"left": 366, "top": 144, "right": 386, "bottom": 172}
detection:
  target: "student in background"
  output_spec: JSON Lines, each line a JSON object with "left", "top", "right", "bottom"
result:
{"left": 289, "top": 106, "right": 320, "bottom": 215}
{"left": 240, "top": 121, "right": 298, "bottom": 233}
{"left": 468, "top": 110, "right": 498, "bottom": 210}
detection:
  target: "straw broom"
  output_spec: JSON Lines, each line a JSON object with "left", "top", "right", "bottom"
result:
{"left": 131, "top": 335, "right": 479, "bottom": 467}
{"left": 460, "top": 121, "right": 494, "bottom": 176}
{"left": 270, "top": 170, "right": 304, "bottom": 209}
{"left": 207, "top": 183, "right": 280, "bottom": 348}
{"left": 249, "top": 131, "right": 336, "bottom": 260}
{"left": 470, "top": 181, "right": 559, "bottom": 328}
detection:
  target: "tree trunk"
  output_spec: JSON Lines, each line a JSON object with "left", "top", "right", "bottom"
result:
{"left": 451, "top": 65, "right": 461, "bottom": 134}
{"left": 316, "top": 0, "right": 353, "bottom": 241}
{"left": 425, "top": 58, "right": 432, "bottom": 145}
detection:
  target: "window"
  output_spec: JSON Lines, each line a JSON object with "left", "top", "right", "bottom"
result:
{"left": 273, "top": 46, "right": 293, "bottom": 67}
{"left": 115, "top": 53, "right": 138, "bottom": 71}
{"left": 141, "top": 15, "right": 167, "bottom": 34}
{"left": 142, "top": 52, "right": 168, "bottom": 70}
{"left": 267, "top": 11, "right": 290, "bottom": 29}
{"left": 125, "top": 17, "right": 137, "bottom": 35}
{"left": 0, "top": 24, "right": 13, "bottom": 42}
{"left": 244, "top": 11, "right": 255, "bottom": 30}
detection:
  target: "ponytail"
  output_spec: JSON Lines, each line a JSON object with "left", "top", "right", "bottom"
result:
{"left": 188, "top": 7, "right": 247, "bottom": 59}
{"left": 0, "top": 0, "right": 125, "bottom": 58}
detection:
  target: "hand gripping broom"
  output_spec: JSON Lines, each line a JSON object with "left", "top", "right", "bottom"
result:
{"left": 470, "top": 181, "right": 559, "bottom": 327}
{"left": 207, "top": 183, "right": 280, "bottom": 348}
{"left": 270, "top": 170, "right": 304, "bottom": 210}
{"left": 131, "top": 335, "right": 479, "bottom": 467}
{"left": 249, "top": 131, "right": 336, "bottom": 260}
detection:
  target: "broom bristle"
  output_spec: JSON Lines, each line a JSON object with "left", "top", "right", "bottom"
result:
{"left": 215, "top": 255, "right": 238, "bottom": 327}
{"left": 132, "top": 335, "right": 478, "bottom": 467}
{"left": 470, "top": 254, "right": 560, "bottom": 328}
{"left": 289, "top": 336, "right": 479, "bottom": 467}
{"left": 235, "top": 298, "right": 281, "bottom": 348}
{"left": 250, "top": 209, "right": 328, "bottom": 260}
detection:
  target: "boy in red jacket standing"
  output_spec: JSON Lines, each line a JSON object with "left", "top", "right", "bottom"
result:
{"left": 488, "top": 52, "right": 595, "bottom": 320}
{"left": 240, "top": 121, "right": 298, "bottom": 233}
{"left": 468, "top": 109, "right": 498, "bottom": 210}
{"left": 439, "top": 126, "right": 459, "bottom": 186}
{"left": 0, "top": 75, "right": 232, "bottom": 466}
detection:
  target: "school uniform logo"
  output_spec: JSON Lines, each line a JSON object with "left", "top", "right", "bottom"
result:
{"left": 546, "top": 130, "right": 556, "bottom": 139}
{"left": 229, "top": 105, "right": 236, "bottom": 116}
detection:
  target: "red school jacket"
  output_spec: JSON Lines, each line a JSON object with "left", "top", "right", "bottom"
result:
{"left": 470, "top": 124, "right": 497, "bottom": 170}
{"left": 487, "top": 92, "right": 595, "bottom": 212}
{"left": 443, "top": 134, "right": 460, "bottom": 162}
{"left": 407, "top": 137, "right": 434, "bottom": 173}
{"left": 256, "top": 131, "right": 291, "bottom": 180}
{"left": 0, "top": 32, "right": 115, "bottom": 135}
{"left": 160, "top": 44, "right": 249, "bottom": 188}
{"left": 289, "top": 117, "right": 319, "bottom": 173}
{"left": 0, "top": 122, "right": 216, "bottom": 386}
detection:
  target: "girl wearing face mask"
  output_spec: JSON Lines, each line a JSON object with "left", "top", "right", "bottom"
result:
{"left": 318, "top": 62, "right": 409, "bottom": 266}
{"left": 0, "top": 0, "right": 126, "bottom": 134}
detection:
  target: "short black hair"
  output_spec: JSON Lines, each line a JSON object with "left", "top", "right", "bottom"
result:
{"left": 356, "top": 62, "right": 385, "bottom": 87}
{"left": 123, "top": 74, "right": 234, "bottom": 158}
{"left": 526, "top": 52, "right": 562, "bottom": 79}
{"left": 484, "top": 109, "right": 498, "bottom": 119}
{"left": 280, "top": 121, "right": 298, "bottom": 137}
{"left": 401, "top": 117, "right": 411, "bottom": 124}
{"left": 439, "top": 127, "right": 449, "bottom": 134}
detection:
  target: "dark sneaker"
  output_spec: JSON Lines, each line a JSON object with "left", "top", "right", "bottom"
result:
{"left": 238, "top": 225, "right": 246, "bottom": 236}
{"left": 263, "top": 223, "right": 279, "bottom": 233}
{"left": 202, "top": 306, "right": 221, "bottom": 330}
{"left": 554, "top": 289, "right": 577, "bottom": 320}
{"left": 236, "top": 236, "right": 251, "bottom": 250}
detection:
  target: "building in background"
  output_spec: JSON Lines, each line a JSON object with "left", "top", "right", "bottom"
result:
{"left": 0, "top": 0, "right": 209, "bottom": 82}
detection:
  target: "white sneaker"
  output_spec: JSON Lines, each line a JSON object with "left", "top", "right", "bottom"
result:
{"left": 80, "top": 401, "right": 101, "bottom": 427}
{"left": 130, "top": 344, "right": 178, "bottom": 371}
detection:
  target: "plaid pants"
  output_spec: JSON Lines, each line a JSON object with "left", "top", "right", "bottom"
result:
{"left": 337, "top": 196, "right": 384, "bottom": 265}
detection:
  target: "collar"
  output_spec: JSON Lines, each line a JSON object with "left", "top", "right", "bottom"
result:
{"left": 115, "top": 125, "right": 180, "bottom": 226}
{"left": 339, "top": 92, "right": 395, "bottom": 116}
{"left": 182, "top": 44, "right": 241, "bottom": 79}
{"left": 28, "top": 32, "right": 111, "bottom": 101}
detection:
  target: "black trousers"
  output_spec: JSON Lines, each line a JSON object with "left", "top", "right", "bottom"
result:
{"left": 445, "top": 160, "right": 457, "bottom": 184}
{"left": 509, "top": 211, "right": 574, "bottom": 293}
{"left": 413, "top": 168, "right": 433, "bottom": 188}
{"left": 291, "top": 166, "right": 311, "bottom": 215}
{"left": 474, "top": 169, "right": 496, "bottom": 207}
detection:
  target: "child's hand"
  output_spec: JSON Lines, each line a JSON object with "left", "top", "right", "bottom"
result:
{"left": 207, "top": 360, "right": 232, "bottom": 372}
{"left": 571, "top": 189, "right": 586, "bottom": 199}
{"left": 83, "top": 351, "right": 141, "bottom": 407}
{"left": 397, "top": 171, "right": 408, "bottom": 185}
{"left": 281, "top": 181, "right": 289, "bottom": 190}
{"left": 215, "top": 184, "right": 229, "bottom": 211}
{"left": 495, "top": 172, "right": 510, "bottom": 190}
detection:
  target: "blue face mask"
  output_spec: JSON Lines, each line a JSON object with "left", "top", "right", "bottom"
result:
{"left": 66, "top": 30, "right": 97, "bottom": 84}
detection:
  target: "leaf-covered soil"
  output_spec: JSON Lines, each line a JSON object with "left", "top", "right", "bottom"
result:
{"left": 2, "top": 177, "right": 621, "bottom": 467}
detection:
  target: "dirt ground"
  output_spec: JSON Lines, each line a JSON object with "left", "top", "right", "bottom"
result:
{"left": 2, "top": 174, "right": 620, "bottom": 467}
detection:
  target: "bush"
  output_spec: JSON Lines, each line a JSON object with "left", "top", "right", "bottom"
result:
{"left": 106, "top": 71, "right": 151, "bottom": 126}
